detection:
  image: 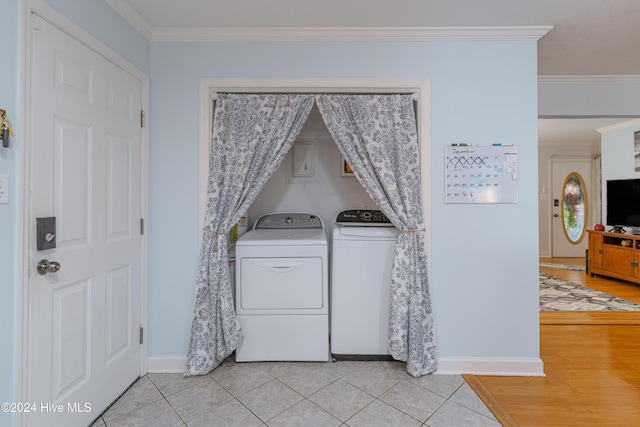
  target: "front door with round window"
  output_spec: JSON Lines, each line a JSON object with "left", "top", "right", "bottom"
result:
{"left": 551, "top": 160, "right": 592, "bottom": 257}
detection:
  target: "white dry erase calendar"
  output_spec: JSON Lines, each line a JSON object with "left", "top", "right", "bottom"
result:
{"left": 445, "top": 146, "right": 518, "bottom": 204}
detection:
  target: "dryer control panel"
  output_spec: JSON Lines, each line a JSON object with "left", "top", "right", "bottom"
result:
{"left": 335, "top": 209, "right": 392, "bottom": 226}
{"left": 255, "top": 213, "right": 322, "bottom": 229}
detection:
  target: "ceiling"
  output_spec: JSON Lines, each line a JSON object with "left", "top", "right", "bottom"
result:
{"left": 109, "top": 0, "right": 640, "bottom": 142}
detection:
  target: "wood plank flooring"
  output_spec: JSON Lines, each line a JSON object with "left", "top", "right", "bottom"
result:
{"left": 466, "top": 257, "right": 640, "bottom": 426}
{"left": 540, "top": 257, "right": 640, "bottom": 306}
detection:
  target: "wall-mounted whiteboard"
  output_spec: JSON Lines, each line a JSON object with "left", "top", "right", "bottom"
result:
{"left": 445, "top": 146, "right": 518, "bottom": 204}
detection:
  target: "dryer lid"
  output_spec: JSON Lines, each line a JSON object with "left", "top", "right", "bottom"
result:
{"left": 254, "top": 213, "right": 323, "bottom": 230}
{"left": 236, "top": 228, "right": 327, "bottom": 245}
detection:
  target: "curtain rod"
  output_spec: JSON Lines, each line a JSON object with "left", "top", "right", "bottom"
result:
{"left": 210, "top": 91, "right": 420, "bottom": 101}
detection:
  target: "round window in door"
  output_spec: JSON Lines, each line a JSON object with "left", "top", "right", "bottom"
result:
{"left": 562, "top": 172, "right": 588, "bottom": 244}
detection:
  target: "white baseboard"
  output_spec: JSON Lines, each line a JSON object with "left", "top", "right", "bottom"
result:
{"left": 539, "top": 251, "right": 551, "bottom": 258}
{"left": 147, "top": 355, "right": 544, "bottom": 377}
{"left": 436, "top": 357, "right": 545, "bottom": 377}
{"left": 147, "top": 357, "right": 187, "bottom": 373}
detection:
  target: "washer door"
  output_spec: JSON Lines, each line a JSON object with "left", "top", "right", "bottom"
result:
{"left": 239, "top": 257, "right": 324, "bottom": 311}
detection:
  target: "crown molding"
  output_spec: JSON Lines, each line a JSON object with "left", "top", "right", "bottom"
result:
{"left": 147, "top": 26, "right": 552, "bottom": 42}
{"left": 596, "top": 118, "right": 640, "bottom": 134}
{"left": 539, "top": 139, "right": 600, "bottom": 148}
{"left": 102, "top": 2, "right": 552, "bottom": 42}
{"left": 106, "top": 0, "right": 153, "bottom": 39}
{"left": 539, "top": 75, "right": 640, "bottom": 85}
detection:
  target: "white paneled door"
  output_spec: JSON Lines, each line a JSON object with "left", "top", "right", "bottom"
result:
{"left": 27, "top": 16, "right": 143, "bottom": 427}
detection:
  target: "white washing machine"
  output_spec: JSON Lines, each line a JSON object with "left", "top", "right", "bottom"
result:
{"left": 235, "top": 213, "right": 329, "bottom": 362}
{"left": 331, "top": 209, "right": 400, "bottom": 359}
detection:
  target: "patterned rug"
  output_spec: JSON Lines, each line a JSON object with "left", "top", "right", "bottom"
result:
{"left": 540, "top": 272, "right": 640, "bottom": 312}
{"left": 539, "top": 262, "right": 586, "bottom": 272}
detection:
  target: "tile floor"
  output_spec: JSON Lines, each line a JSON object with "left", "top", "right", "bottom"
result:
{"left": 90, "top": 358, "right": 500, "bottom": 427}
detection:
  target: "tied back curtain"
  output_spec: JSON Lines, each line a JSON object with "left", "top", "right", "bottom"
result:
{"left": 315, "top": 94, "right": 437, "bottom": 376}
{"left": 184, "top": 93, "right": 315, "bottom": 376}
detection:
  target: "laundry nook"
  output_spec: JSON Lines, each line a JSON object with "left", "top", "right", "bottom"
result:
{"left": 178, "top": 92, "right": 439, "bottom": 378}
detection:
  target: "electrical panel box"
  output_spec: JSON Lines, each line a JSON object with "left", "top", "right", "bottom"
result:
{"left": 292, "top": 143, "right": 314, "bottom": 177}
{"left": 287, "top": 142, "right": 318, "bottom": 184}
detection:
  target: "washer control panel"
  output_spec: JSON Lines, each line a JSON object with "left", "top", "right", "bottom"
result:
{"left": 335, "top": 209, "right": 392, "bottom": 226}
{"left": 255, "top": 213, "right": 323, "bottom": 229}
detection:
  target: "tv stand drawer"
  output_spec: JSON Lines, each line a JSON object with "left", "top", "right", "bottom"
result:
{"left": 588, "top": 230, "right": 640, "bottom": 283}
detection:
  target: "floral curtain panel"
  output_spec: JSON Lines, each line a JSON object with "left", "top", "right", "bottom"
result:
{"left": 184, "top": 93, "right": 315, "bottom": 376}
{"left": 315, "top": 94, "right": 437, "bottom": 376}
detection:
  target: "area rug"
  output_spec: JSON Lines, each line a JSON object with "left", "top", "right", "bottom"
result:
{"left": 539, "top": 262, "right": 586, "bottom": 272}
{"left": 540, "top": 272, "right": 640, "bottom": 312}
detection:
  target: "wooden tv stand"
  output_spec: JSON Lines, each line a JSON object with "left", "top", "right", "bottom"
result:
{"left": 588, "top": 230, "right": 640, "bottom": 284}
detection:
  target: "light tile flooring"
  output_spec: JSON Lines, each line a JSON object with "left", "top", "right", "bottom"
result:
{"left": 90, "top": 359, "right": 499, "bottom": 427}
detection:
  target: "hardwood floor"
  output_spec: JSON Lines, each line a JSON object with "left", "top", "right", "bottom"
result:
{"left": 540, "top": 257, "right": 640, "bottom": 306}
{"left": 466, "top": 257, "right": 640, "bottom": 426}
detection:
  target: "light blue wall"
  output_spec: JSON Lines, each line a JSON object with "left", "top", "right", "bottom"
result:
{"left": 0, "top": 1, "right": 20, "bottom": 425}
{"left": 148, "top": 40, "right": 541, "bottom": 363}
{"left": 42, "top": 0, "right": 150, "bottom": 73}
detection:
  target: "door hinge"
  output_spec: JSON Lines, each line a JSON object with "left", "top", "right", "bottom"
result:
{"left": 140, "top": 218, "right": 144, "bottom": 235}
{"left": 139, "top": 326, "right": 144, "bottom": 344}
{"left": 140, "top": 110, "right": 145, "bottom": 128}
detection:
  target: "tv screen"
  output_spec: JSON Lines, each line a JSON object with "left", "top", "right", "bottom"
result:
{"left": 607, "top": 179, "right": 640, "bottom": 227}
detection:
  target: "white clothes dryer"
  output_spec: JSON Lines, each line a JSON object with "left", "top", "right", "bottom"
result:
{"left": 331, "top": 209, "right": 400, "bottom": 359}
{"left": 235, "top": 213, "right": 329, "bottom": 362}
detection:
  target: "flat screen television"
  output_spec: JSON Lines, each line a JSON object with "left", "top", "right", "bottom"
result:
{"left": 606, "top": 179, "right": 640, "bottom": 228}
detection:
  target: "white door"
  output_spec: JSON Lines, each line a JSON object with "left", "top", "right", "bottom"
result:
{"left": 551, "top": 159, "right": 592, "bottom": 257}
{"left": 27, "top": 16, "right": 142, "bottom": 427}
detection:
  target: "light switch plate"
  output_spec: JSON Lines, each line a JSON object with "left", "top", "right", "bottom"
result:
{"left": 0, "top": 174, "right": 9, "bottom": 204}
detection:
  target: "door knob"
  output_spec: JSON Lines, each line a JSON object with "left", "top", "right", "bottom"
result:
{"left": 554, "top": 214, "right": 559, "bottom": 217}
{"left": 37, "top": 259, "right": 61, "bottom": 275}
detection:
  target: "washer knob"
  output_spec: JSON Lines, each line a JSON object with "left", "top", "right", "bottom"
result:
{"left": 286, "top": 217, "right": 293, "bottom": 224}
